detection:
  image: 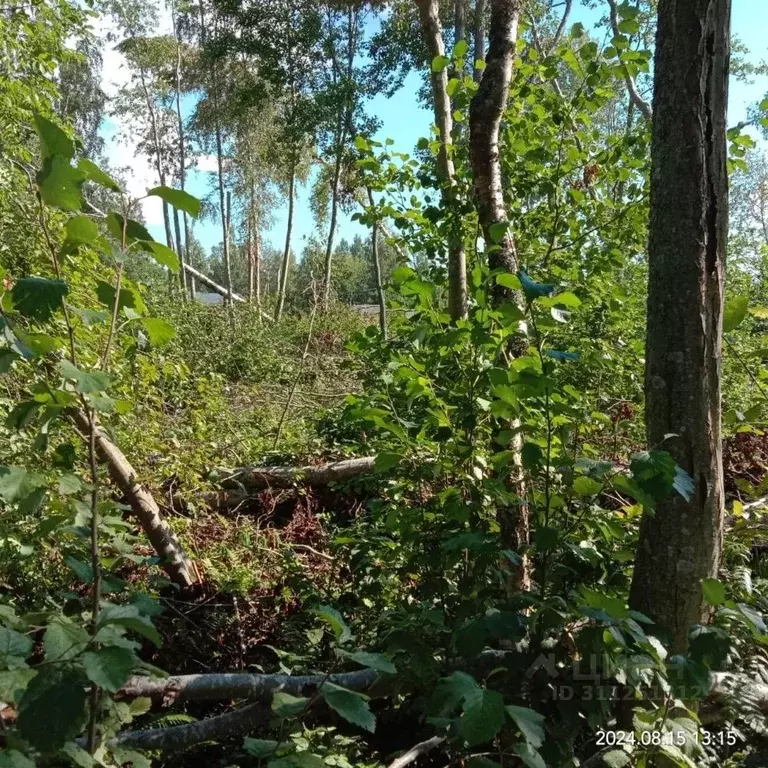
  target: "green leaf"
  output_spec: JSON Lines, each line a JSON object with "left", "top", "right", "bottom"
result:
{"left": 140, "top": 317, "right": 175, "bottom": 346}
{"left": 11, "top": 277, "right": 68, "bottom": 321}
{"left": 0, "top": 669, "right": 36, "bottom": 702}
{"left": 146, "top": 186, "right": 201, "bottom": 218}
{"left": 270, "top": 755, "right": 325, "bottom": 768}
{"left": 17, "top": 668, "right": 87, "bottom": 753}
{"left": 496, "top": 273, "right": 522, "bottom": 290}
{"left": 337, "top": 650, "right": 396, "bottom": 674}
{"left": 668, "top": 655, "right": 710, "bottom": 699}
{"left": 58, "top": 360, "right": 111, "bottom": 394}
{"left": 354, "top": 135, "right": 370, "bottom": 152}
{"left": 723, "top": 295, "right": 749, "bottom": 332}
{"left": 0, "top": 750, "right": 36, "bottom": 768}
{"left": 317, "top": 605, "right": 352, "bottom": 644}
{"left": 738, "top": 603, "right": 766, "bottom": 634}
{"left": 82, "top": 647, "right": 136, "bottom": 692}
{"left": 63, "top": 215, "right": 99, "bottom": 251}
{"left": 701, "top": 578, "right": 726, "bottom": 606}
{"left": 44, "top": 619, "right": 89, "bottom": 661}
{"left": 0, "top": 466, "right": 44, "bottom": 503}
{"left": 320, "top": 683, "right": 375, "bottom": 732}
{"left": 453, "top": 40, "right": 468, "bottom": 58}
{"left": 33, "top": 113, "right": 74, "bottom": 159}
{"left": 505, "top": 705, "right": 545, "bottom": 748}
{"left": 0, "top": 626, "right": 33, "bottom": 662}
{"left": 488, "top": 222, "right": 509, "bottom": 243}
{"left": 78, "top": 158, "right": 121, "bottom": 192}
{"left": 105, "top": 213, "right": 153, "bottom": 244}
{"left": 145, "top": 241, "right": 180, "bottom": 272}
{"left": 374, "top": 453, "right": 402, "bottom": 472}
{"left": 459, "top": 688, "right": 505, "bottom": 746}
{"left": 431, "top": 55, "right": 450, "bottom": 72}
{"left": 37, "top": 156, "right": 86, "bottom": 211}
{"left": 96, "top": 280, "right": 146, "bottom": 315}
{"left": 573, "top": 476, "right": 603, "bottom": 496}
{"left": 243, "top": 738, "right": 280, "bottom": 758}
{"left": 271, "top": 691, "right": 309, "bottom": 718}
{"left": 519, "top": 270, "right": 555, "bottom": 301}
{"left": 97, "top": 604, "right": 161, "bottom": 647}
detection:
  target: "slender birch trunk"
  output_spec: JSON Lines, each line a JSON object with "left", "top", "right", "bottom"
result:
{"left": 416, "top": 0, "right": 467, "bottom": 321}
{"left": 468, "top": 0, "right": 529, "bottom": 592}
{"left": 368, "top": 187, "right": 387, "bottom": 340}
{"left": 275, "top": 160, "right": 295, "bottom": 321}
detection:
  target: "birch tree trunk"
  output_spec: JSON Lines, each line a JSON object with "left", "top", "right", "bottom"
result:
{"left": 275, "top": 161, "right": 295, "bottom": 321}
{"left": 628, "top": 0, "right": 730, "bottom": 653}
{"left": 468, "top": 0, "right": 529, "bottom": 592}
{"left": 415, "top": 0, "right": 467, "bottom": 321}
{"left": 473, "top": 0, "right": 487, "bottom": 82}
{"left": 173, "top": 3, "right": 190, "bottom": 296}
{"left": 368, "top": 187, "right": 387, "bottom": 340}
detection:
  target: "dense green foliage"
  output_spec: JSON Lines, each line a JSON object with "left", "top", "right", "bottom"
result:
{"left": 1, "top": 1, "right": 768, "bottom": 767}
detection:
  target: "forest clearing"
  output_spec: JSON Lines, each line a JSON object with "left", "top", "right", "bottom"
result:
{"left": 2, "top": 0, "right": 768, "bottom": 765}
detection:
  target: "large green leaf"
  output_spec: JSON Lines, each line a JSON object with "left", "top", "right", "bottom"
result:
{"left": 271, "top": 691, "right": 309, "bottom": 717}
{"left": 140, "top": 317, "right": 175, "bottom": 346}
{"left": 58, "top": 360, "right": 111, "bottom": 394}
{"left": 145, "top": 241, "right": 180, "bottom": 272}
{"left": 0, "top": 750, "right": 36, "bottom": 768}
{"left": 505, "top": 705, "right": 545, "bottom": 748}
{"left": 243, "top": 738, "right": 280, "bottom": 758}
{"left": 105, "top": 212, "right": 153, "bottom": 244}
{"left": 11, "top": 277, "right": 68, "bottom": 322}
{"left": 514, "top": 743, "right": 546, "bottom": 768}
{"left": 78, "top": 158, "right": 121, "bottom": 192}
{"left": 337, "top": 649, "right": 396, "bottom": 674}
{"left": 37, "top": 156, "right": 86, "bottom": 211}
{"left": 317, "top": 605, "right": 352, "bottom": 644}
{"left": 146, "top": 186, "right": 201, "bottom": 218}
{"left": 17, "top": 668, "right": 87, "bottom": 752}
{"left": 63, "top": 215, "right": 99, "bottom": 251}
{"left": 0, "top": 626, "right": 33, "bottom": 663}
{"left": 723, "top": 295, "right": 749, "bottom": 332}
{"left": 33, "top": 113, "right": 74, "bottom": 159}
{"left": 701, "top": 578, "right": 726, "bottom": 606}
{"left": 96, "top": 280, "right": 146, "bottom": 316}
{"left": 459, "top": 688, "right": 505, "bottom": 746}
{"left": 320, "top": 683, "right": 375, "bottom": 732}
{"left": 0, "top": 466, "right": 45, "bottom": 503}
{"left": 82, "top": 646, "right": 136, "bottom": 692}
{"left": 97, "top": 604, "right": 161, "bottom": 647}
{"left": 44, "top": 619, "right": 89, "bottom": 661}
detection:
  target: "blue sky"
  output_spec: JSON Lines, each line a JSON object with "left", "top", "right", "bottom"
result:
{"left": 99, "top": 1, "right": 768, "bottom": 260}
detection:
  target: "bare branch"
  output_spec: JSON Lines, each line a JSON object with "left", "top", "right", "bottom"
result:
{"left": 387, "top": 736, "right": 446, "bottom": 768}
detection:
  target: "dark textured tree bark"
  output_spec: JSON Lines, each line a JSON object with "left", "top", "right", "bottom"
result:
{"left": 468, "top": 0, "right": 529, "bottom": 592}
{"left": 628, "top": 0, "right": 730, "bottom": 653}
{"left": 455, "top": 0, "right": 466, "bottom": 46}
{"left": 416, "top": 0, "right": 467, "bottom": 321}
{"left": 473, "top": 0, "right": 486, "bottom": 81}
{"left": 69, "top": 410, "right": 200, "bottom": 588}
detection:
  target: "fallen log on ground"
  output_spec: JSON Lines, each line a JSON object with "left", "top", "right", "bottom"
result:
{"left": 106, "top": 662, "right": 768, "bottom": 754}
{"left": 119, "top": 668, "right": 378, "bottom": 704}
{"left": 218, "top": 456, "right": 377, "bottom": 491}
{"left": 69, "top": 410, "right": 200, "bottom": 588}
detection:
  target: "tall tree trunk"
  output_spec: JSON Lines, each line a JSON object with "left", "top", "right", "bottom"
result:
{"left": 473, "top": 0, "right": 487, "bottom": 81}
{"left": 455, "top": 0, "right": 466, "bottom": 47}
{"left": 216, "top": 127, "right": 232, "bottom": 305}
{"left": 628, "top": 0, "right": 730, "bottom": 653}
{"left": 367, "top": 187, "right": 387, "bottom": 340}
{"left": 172, "top": 208, "right": 184, "bottom": 298}
{"left": 322, "top": 131, "right": 344, "bottom": 310}
{"left": 247, "top": 193, "right": 254, "bottom": 304}
{"left": 172, "top": 2, "right": 190, "bottom": 296}
{"left": 251, "top": 181, "right": 261, "bottom": 308}
{"left": 416, "top": 0, "right": 467, "bottom": 321}
{"left": 275, "top": 161, "right": 295, "bottom": 321}
{"left": 468, "top": 0, "right": 529, "bottom": 592}
{"left": 138, "top": 62, "right": 174, "bottom": 252}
